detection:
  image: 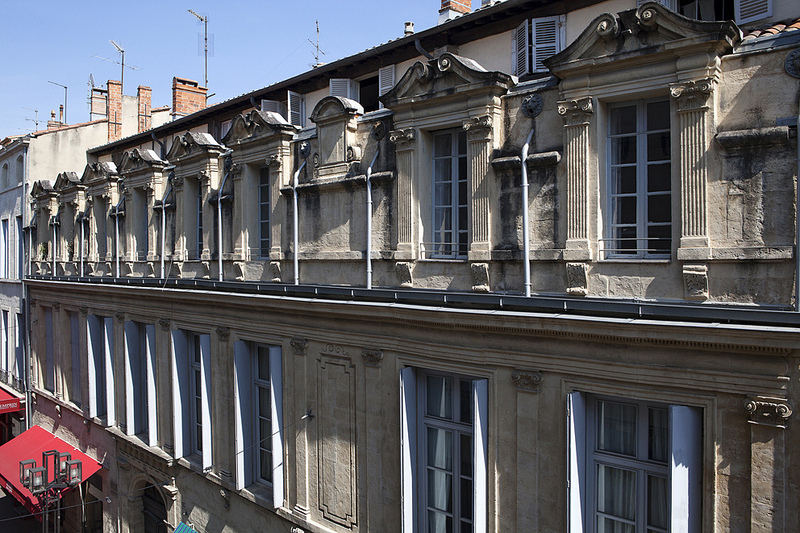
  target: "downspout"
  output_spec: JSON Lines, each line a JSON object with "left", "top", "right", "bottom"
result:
{"left": 366, "top": 147, "right": 380, "bottom": 289}
{"left": 521, "top": 128, "right": 534, "bottom": 297}
{"left": 217, "top": 150, "right": 233, "bottom": 282}
{"left": 293, "top": 160, "right": 307, "bottom": 285}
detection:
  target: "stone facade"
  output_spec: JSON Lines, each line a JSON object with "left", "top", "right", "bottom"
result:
{"left": 19, "top": 1, "right": 800, "bottom": 532}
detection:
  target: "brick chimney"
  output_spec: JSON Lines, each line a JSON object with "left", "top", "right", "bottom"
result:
{"left": 107, "top": 79, "right": 122, "bottom": 142}
{"left": 90, "top": 87, "right": 108, "bottom": 121}
{"left": 439, "top": 0, "right": 471, "bottom": 24}
{"left": 172, "top": 77, "right": 207, "bottom": 120}
{"left": 137, "top": 86, "right": 152, "bottom": 133}
{"left": 47, "top": 110, "right": 62, "bottom": 130}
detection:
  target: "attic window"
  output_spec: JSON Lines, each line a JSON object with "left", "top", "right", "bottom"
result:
{"left": 514, "top": 15, "right": 565, "bottom": 77}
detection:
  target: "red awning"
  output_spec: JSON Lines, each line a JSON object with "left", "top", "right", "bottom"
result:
{"left": 0, "top": 425, "right": 103, "bottom": 518}
{"left": 0, "top": 387, "right": 23, "bottom": 414}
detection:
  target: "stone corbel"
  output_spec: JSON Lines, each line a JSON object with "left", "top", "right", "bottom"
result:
{"left": 471, "top": 263, "right": 490, "bottom": 292}
{"left": 557, "top": 97, "right": 594, "bottom": 126}
{"left": 169, "top": 261, "right": 183, "bottom": 278}
{"left": 266, "top": 155, "right": 281, "bottom": 171}
{"left": 512, "top": 370, "right": 543, "bottom": 393}
{"left": 215, "top": 327, "right": 230, "bottom": 341}
{"left": 158, "top": 318, "right": 171, "bottom": 331}
{"left": 683, "top": 264, "right": 709, "bottom": 300}
{"left": 743, "top": 396, "right": 792, "bottom": 429}
{"left": 566, "top": 262, "right": 589, "bottom": 296}
{"left": 395, "top": 262, "right": 413, "bottom": 288}
{"left": 234, "top": 261, "right": 245, "bottom": 282}
{"left": 269, "top": 261, "right": 282, "bottom": 283}
{"left": 200, "top": 261, "right": 211, "bottom": 280}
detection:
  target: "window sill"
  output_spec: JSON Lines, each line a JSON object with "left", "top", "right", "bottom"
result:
{"left": 238, "top": 482, "right": 275, "bottom": 509}
{"left": 600, "top": 258, "right": 672, "bottom": 264}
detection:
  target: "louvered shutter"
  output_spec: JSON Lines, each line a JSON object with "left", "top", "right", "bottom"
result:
{"left": 260, "top": 99, "right": 281, "bottom": 113}
{"left": 287, "top": 90, "right": 304, "bottom": 127}
{"left": 514, "top": 19, "right": 529, "bottom": 76}
{"left": 637, "top": 0, "right": 676, "bottom": 8}
{"left": 330, "top": 78, "right": 357, "bottom": 99}
{"left": 735, "top": 0, "right": 771, "bottom": 24}
{"left": 531, "top": 16, "right": 563, "bottom": 73}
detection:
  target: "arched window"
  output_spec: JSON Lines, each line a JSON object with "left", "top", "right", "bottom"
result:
{"left": 15, "top": 156, "right": 23, "bottom": 185}
{"left": 1, "top": 163, "right": 8, "bottom": 189}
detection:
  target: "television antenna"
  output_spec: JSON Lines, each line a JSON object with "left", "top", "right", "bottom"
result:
{"left": 309, "top": 20, "right": 326, "bottom": 68}
{"left": 23, "top": 107, "right": 40, "bottom": 130}
{"left": 188, "top": 9, "right": 209, "bottom": 95}
{"left": 47, "top": 81, "right": 67, "bottom": 125}
{"left": 92, "top": 41, "right": 142, "bottom": 93}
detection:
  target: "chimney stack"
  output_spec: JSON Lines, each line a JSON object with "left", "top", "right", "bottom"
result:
{"left": 172, "top": 77, "right": 207, "bottom": 120}
{"left": 137, "top": 86, "right": 152, "bottom": 133}
{"left": 405, "top": 21, "right": 415, "bottom": 35}
{"left": 107, "top": 80, "right": 123, "bottom": 142}
{"left": 439, "top": 0, "right": 471, "bottom": 24}
{"left": 47, "top": 110, "right": 62, "bottom": 130}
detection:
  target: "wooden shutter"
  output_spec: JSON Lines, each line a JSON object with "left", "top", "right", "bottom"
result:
{"left": 567, "top": 391, "right": 586, "bottom": 533}
{"left": 287, "top": 91, "right": 304, "bottom": 127}
{"left": 233, "top": 341, "right": 253, "bottom": 490}
{"left": 473, "top": 379, "right": 489, "bottom": 533}
{"left": 261, "top": 99, "right": 281, "bottom": 113}
{"left": 531, "top": 16, "right": 563, "bottom": 73}
{"left": 400, "top": 367, "right": 417, "bottom": 533}
{"left": 330, "top": 78, "right": 357, "bottom": 99}
{"left": 379, "top": 65, "right": 395, "bottom": 96}
{"left": 270, "top": 346, "right": 284, "bottom": 508}
{"left": 736, "top": 0, "right": 771, "bottom": 24}
{"left": 670, "top": 405, "right": 703, "bottom": 533}
{"left": 515, "top": 19, "right": 529, "bottom": 76}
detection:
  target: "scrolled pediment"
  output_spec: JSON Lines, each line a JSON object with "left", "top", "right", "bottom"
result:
{"left": 221, "top": 109, "right": 296, "bottom": 145}
{"left": 545, "top": 3, "right": 740, "bottom": 77}
{"left": 164, "top": 132, "right": 224, "bottom": 162}
{"left": 31, "top": 180, "right": 55, "bottom": 198}
{"left": 309, "top": 96, "right": 363, "bottom": 124}
{"left": 80, "top": 161, "right": 118, "bottom": 184}
{"left": 381, "top": 52, "right": 512, "bottom": 108}
{"left": 118, "top": 148, "right": 167, "bottom": 174}
{"left": 53, "top": 171, "right": 80, "bottom": 191}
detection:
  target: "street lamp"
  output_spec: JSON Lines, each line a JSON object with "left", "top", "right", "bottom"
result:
{"left": 20, "top": 450, "right": 82, "bottom": 533}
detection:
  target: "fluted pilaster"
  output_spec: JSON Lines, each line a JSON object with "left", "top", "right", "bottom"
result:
{"left": 558, "top": 97, "right": 593, "bottom": 260}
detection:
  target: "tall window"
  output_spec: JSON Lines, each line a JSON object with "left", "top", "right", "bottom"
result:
{"left": 0, "top": 311, "right": 7, "bottom": 382}
{"left": 400, "top": 368, "right": 488, "bottom": 533}
{"left": 1, "top": 164, "right": 7, "bottom": 189}
{"left": 254, "top": 346, "right": 273, "bottom": 483}
{"left": 259, "top": 168, "right": 270, "bottom": 258}
{"left": 124, "top": 321, "right": 155, "bottom": 443}
{"left": 568, "top": 392, "right": 702, "bottom": 533}
{"left": 87, "top": 315, "right": 110, "bottom": 420}
{"left": 16, "top": 216, "right": 23, "bottom": 279}
{"left": 190, "top": 334, "right": 203, "bottom": 455}
{"left": 1, "top": 219, "right": 8, "bottom": 278}
{"left": 15, "top": 155, "right": 23, "bottom": 185}
{"left": 431, "top": 129, "right": 468, "bottom": 259}
{"left": 14, "top": 313, "right": 24, "bottom": 387}
{"left": 171, "top": 330, "right": 211, "bottom": 466}
{"left": 606, "top": 99, "right": 671, "bottom": 258}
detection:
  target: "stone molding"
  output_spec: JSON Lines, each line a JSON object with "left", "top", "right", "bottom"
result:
{"left": 291, "top": 338, "right": 308, "bottom": 356}
{"left": 512, "top": 370, "right": 543, "bottom": 393}
{"left": 743, "top": 396, "right": 792, "bottom": 428}
{"left": 471, "top": 263, "right": 490, "bottom": 293}
{"left": 566, "top": 262, "right": 589, "bottom": 296}
{"left": 683, "top": 264, "right": 709, "bottom": 301}
{"left": 463, "top": 115, "right": 493, "bottom": 141}
{"left": 361, "top": 348, "right": 384, "bottom": 368}
{"left": 557, "top": 97, "right": 593, "bottom": 126}
{"left": 395, "top": 262, "right": 413, "bottom": 288}
{"left": 670, "top": 78, "right": 714, "bottom": 112}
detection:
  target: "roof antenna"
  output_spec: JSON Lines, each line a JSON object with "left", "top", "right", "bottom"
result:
{"left": 309, "top": 20, "right": 326, "bottom": 68}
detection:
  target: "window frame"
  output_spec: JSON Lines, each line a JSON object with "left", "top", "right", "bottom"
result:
{"left": 604, "top": 97, "right": 672, "bottom": 260}
{"left": 430, "top": 128, "right": 469, "bottom": 259}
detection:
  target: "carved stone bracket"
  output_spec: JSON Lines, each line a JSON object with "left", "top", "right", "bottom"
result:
{"left": 215, "top": 327, "right": 230, "bottom": 341}
{"left": 234, "top": 261, "right": 245, "bottom": 282}
{"left": 743, "top": 396, "right": 792, "bottom": 428}
{"left": 361, "top": 348, "right": 384, "bottom": 368}
{"left": 471, "top": 263, "right": 490, "bottom": 293}
{"left": 79, "top": 306, "right": 88, "bottom": 316}
{"left": 463, "top": 115, "right": 493, "bottom": 142}
{"left": 158, "top": 318, "right": 171, "bottom": 331}
{"left": 512, "top": 370, "right": 543, "bottom": 393}
{"left": 683, "top": 264, "right": 709, "bottom": 301}
{"left": 291, "top": 338, "right": 308, "bottom": 356}
{"left": 395, "top": 262, "right": 413, "bottom": 288}
{"left": 566, "top": 262, "right": 589, "bottom": 296}
{"left": 115, "top": 312, "right": 125, "bottom": 323}
{"left": 557, "top": 97, "right": 594, "bottom": 126}
{"left": 670, "top": 78, "right": 715, "bottom": 112}
{"left": 267, "top": 155, "right": 281, "bottom": 171}
{"left": 269, "top": 261, "right": 282, "bottom": 283}
{"left": 389, "top": 129, "right": 416, "bottom": 151}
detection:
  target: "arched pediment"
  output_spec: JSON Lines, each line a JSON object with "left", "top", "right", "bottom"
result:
{"left": 118, "top": 148, "right": 167, "bottom": 174}
{"left": 222, "top": 109, "right": 296, "bottom": 145}
{"left": 80, "top": 161, "right": 118, "bottom": 184}
{"left": 31, "top": 180, "right": 54, "bottom": 198}
{"left": 165, "top": 132, "right": 224, "bottom": 161}
{"left": 545, "top": 2, "right": 740, "bottom": 77}
{"left": 381, "top": 52, "right": 513, "bottom": 109}
{"left": 310, "top": 96, "right": 364, "bottom": 124}
{"left": 53, "top": 171, "right": 80, "bottom": 191}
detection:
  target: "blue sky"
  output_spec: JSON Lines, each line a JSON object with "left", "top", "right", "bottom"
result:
{"left": 0, "top": 0, "right": 470, "bottom": 137}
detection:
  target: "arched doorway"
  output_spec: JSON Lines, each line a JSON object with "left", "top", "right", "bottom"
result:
{"left": 142, "top": 485, "right": 167, "bottom": 533}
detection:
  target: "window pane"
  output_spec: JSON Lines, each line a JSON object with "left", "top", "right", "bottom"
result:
{"left": 428, "top": 427, "right": 453, "bottom": 470}
{"left": 258, "top": 347, "right": 270, "bottom": 381}
{"left": 647, "top": 475, "right": 669, "bottom": 529}
{"left": 460, "top": 433, "right": 472, "bottom": 477}
{"left": 460, "top": 381, "right": 472, "bottom": 424}
{"left": 647, "top": 100, "right": 670, "bottom": 131}
{"left": 597, "top": 516, "right": 635, "bottom": 533}
{"left": 428, "top": 510, "right": 453, "bottom": 533}
{"left": 435, "top": 160, "right": 453, "bottom": 184}
{"left": 616, "top": 226, "right": 637, "bottom": 253}
{"left": 648, "top": 225, "right": 671, "bottom": 254}
{"left": 260, "top": 449, "right": 272, "bottom": 481}
{"left": 647, "top": 195, "right": 671, "bottom": 224}
{"left": 597, "top": 464, "right": 636, "bottom": 520}
{"left": 435, "top": 134, "right": 452, "bottom": 158}
{"left": 612, "top": 167, "right": 637, "bottom": 195}
{"left": 647, "top": 132, "right": 670, "bottom": 162}
{"left": 610, "top": 106, "right": 637, "bottom": 134}
{"left": 427, "top": 376, "right": 453, "bottom": 419}
{"left": 648, "top": 408, "right": 669, "bottom": 463}
{"left": 616, "top": 197, "right": 637, "bottom": 226}
{"left": 460, "top": 476, "right": 473, "bottom": 522}
{"left": 611, "top": 137, "right": 636, "bottom": 165}
{"left": 259, "top": 387, "right": 271, "bottom": 418}
{"left": 428, "top": 469, "right": 453, "bottom": 512}
{"left": 597, "top": 400, "right": 637, "bottom": 456}
{"left": 457, "top": 131, "right": 467, "bottom": 155}
{"left": 647, "top": 164, "right": 670, "bottom": 193}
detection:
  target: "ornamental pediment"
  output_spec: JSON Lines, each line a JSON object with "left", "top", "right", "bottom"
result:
{"left": 381, "top": 52, "right": 513, "bottom": 108}
{"left": 222, "top": 109, "right": 296, "bottom": 145}
{"left": 80, "top": 161, "right": 118, "bottom": 185}
{"left": 31, "top": 180, "right": 55, "bottom": 198}
{"left": 118, "top": 148, "right": 167, "bottom": 174}
{"left": 53, "top": 171, "right": 80, "bottom": 191}
{"left": 309, "top": 96, "right": 363, "bottom": 124}
{"left": 165, "top": 132, "right": 224, "bottom": 162}
{"left": 545, "top": 2, "right": 740, "bottom": 76}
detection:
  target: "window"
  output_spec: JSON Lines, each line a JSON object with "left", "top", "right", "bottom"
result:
{"left": 400, "top": 368, "right": 488, "bottom": 533}
{"left": 233, "top": 341, "right": 284, "bottom": 507}
{"left": 1, "top": 164, "right": 7, "bottom": 189}
{"left": 259, "top": 168, "right": 270, "bottom": 258}
{"left": 330, "top": 78, "right": 358, "bottom": 100}
{"left": 358, "top": 76, "right": 380, "bottom": 113}
{"left": 1, "top": 219, "right": 8, "bottom": 278}
{"left": 637, "top": 0, "right": 770, "bottom": 25}
{"left": 288, "top": 90, "right": 305, "bottom": 127}
{"left": 87, "top": 315, "right": 111, "bottom": 421}
{"left": 431, "top": 129, "right": 468, "bottom": 258}
{"left": 514, "top": 16, "right": 565, "bottom": 76}
{"left": 16, "top": 216, "right": 23, "bottom": 279}
{"left": 605, "top": 99, "right": 671, "bottom": 259}
{"left": 171, "top": 330, "right": 211, "bottom": 468}
{"left": 568, "top": 392, "right": 702, "bottom": 533}
{"left": 0, "top": 311, "right": 7, "bottom": 383}
{"left": 124, "top": 321, "right": 156, "bottom": 444}
{"left": 15, "top": 155, "right": 23, "bottom": 185}
{"left": 14, "top": 313, "right": 24, "bottom": 387}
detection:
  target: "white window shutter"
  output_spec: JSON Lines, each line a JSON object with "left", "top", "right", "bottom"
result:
{"left": 123, "top": 321, "right": 138, "bottom": 436}
{"left": 199, "top": 333, "right": 212, "bottom": 471}
{"left": 233, "top": 341, "right": 253, "bottom": 490}
{"left": 170, "top": 329, "right": 188, "bottom": 458}
{"left": 735, "top": 0, "right": 771, "bottom": 24}
{"left": 329, "top": 78, "right": 357, "bottom": 99}
{"left": 399, "top": 367, "right": 417, "bottom": 533}
{"left": 379, "top": 65, "right": 395, "bottom": 96}
{"left": 261, "top": 99, "right": 281, "bottom": 113}
{"left": 270, "top": 346, "right": 284, "bottom": 509}
{"left": 103, "top": 317, "right": 116, "bottom": 427}
{"left": 567, "top": 391, "right": 586, "bottom": 533}
{"left": 515, "top": 19, "right": 529, "bottom": 76}
{"left": 86, "top": 316, "right": 100, "bottom": 419}
{"left": 473, "top": 379, "right": 489, "bottom": 533}
{"left": 287, "top": 91, "right": 304, "bottom": 127}
{"left": 531, "top": 16, "right": 562, "bottom": 73}
{"left": 145, "top": 324, "right": 157, "bottom": 446}
{"left": 670, "top": 405, "right": 703, "bottom": 533}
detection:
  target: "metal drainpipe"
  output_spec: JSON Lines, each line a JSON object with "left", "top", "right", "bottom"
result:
{"left": 521, "top": 127, "right": 535, "bottom": 297}
{"left": 217, "top": 151, "right": 233, "bottom": 282}
{"left": 366, "top": 147, "right": 380, "bottom": 289}
{"left": 293, "top": 161, "right": 307, "bottom": 285}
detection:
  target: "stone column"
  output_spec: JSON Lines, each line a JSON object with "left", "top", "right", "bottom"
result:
{"left": 213, "top": 326, "right": 233, "bottom": 484}
{"left": 671, "top": 78, "right": 714, "bottom": 260}
{"left": 513, "top": 370, "right": 542, "bottom": 531}
{"left": 289, "top": 338, "right": 310, "bottom": 518}
{"left": 743, "top": 396, "right": 792, "bottom": 532}
{"left": 558, "top": 97, "right": 593, "bottom": 261}
{"left": 389, "top": 128, "right": 416, "bottom": 260}
{"left": 145, "top": 185, "right": 155, "bottom": 262}
{"left": 464, "top": 115, "right": 493, "bottom": 261}
{"left": 231, "top": 164, "right": 247, "bottom": 260}
{"left": 198, "top": 171, "right": 211, "bottom": 261}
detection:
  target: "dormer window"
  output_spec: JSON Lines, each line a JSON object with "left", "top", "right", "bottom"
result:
{"left": 514, "top": 15, "right": 565, "bottom": 76}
